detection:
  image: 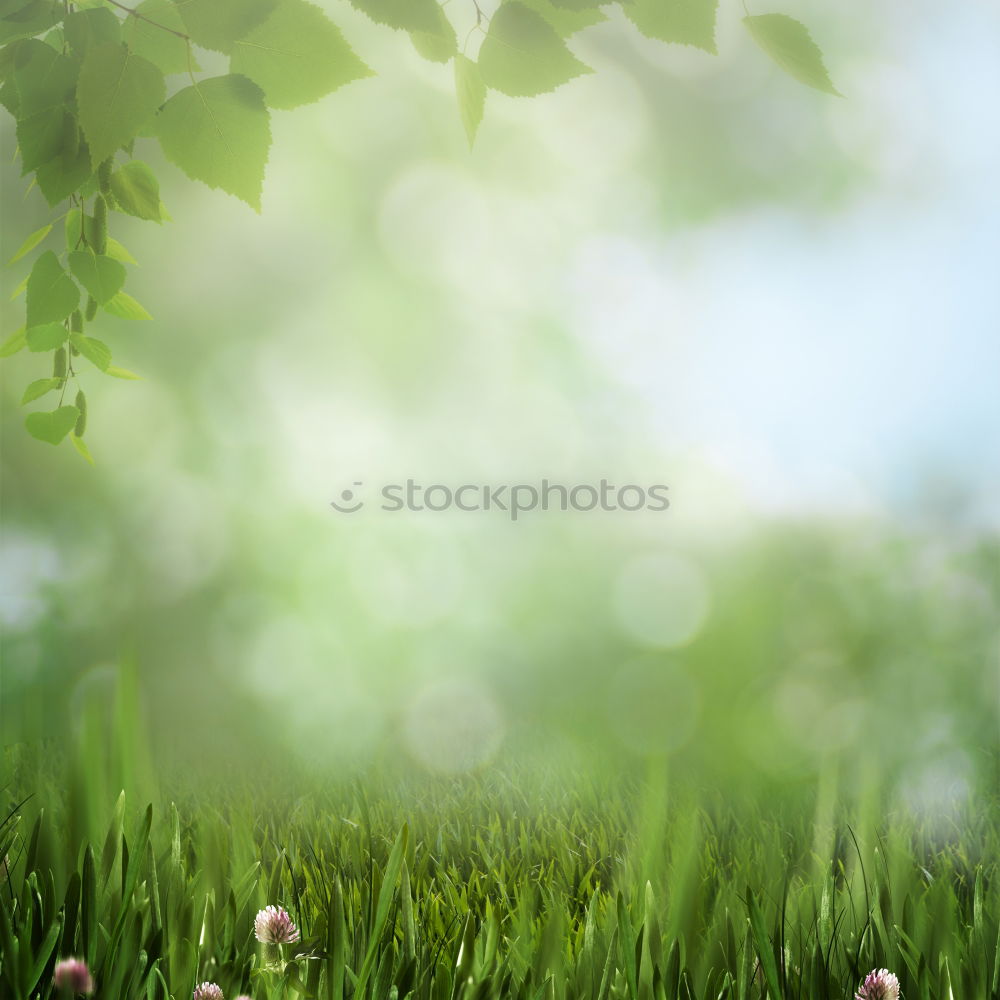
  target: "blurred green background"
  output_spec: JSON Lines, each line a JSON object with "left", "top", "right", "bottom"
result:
{"left": 1, "top": 0, "right": 998, "bottom": 807}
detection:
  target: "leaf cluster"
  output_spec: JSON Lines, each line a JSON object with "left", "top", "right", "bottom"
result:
{"left": 1, "top": 0, "right": 839, "bottom": 455}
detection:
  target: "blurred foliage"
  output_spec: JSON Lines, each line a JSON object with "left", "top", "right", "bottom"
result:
{"left": 1, "top": 514, "right": 997, "bottom": 804}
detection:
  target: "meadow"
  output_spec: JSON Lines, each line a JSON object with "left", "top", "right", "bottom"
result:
{"left": 2, "top": 699, "right": 998, "bottom": 1000}
{"left": 2, "top": 525, "right": 998, "bottom": 1000}
{"left": 2, "top": 2, "right": 998, "bottom": 999}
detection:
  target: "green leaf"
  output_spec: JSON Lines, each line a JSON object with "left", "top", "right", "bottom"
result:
{"left": 454, "top": 55, "right": 485, "bottom": 148}
{"left": 623, "top": 0, "right": 718, "bottom": 52}
{"left": 64, "top": 7, "right": 121, "bottom": 55}
{"left": 155, "top": 75, "right": 271, "bottom": 210}
{"left": 410, "top": 4, "right": 457, "bottom": 63}
{"left": 69, "top": 249, "right": 127, "bottom": 305}
{"left": 25, "top": 916, "right": 62, "bottom": 995}
{"left": 516, "top": 0, "right": 607, "bottom": 37}
{"left": 41, "top": 23, "right": 63, "bottom": 46}
{"left": 106, "top": 238, "right": 138, "bottom": 265}
{"left": 0, "top": 78, "right": 18, "bottom": 117}
{"left": 71, "top": 432, "right": 95, "bottom": 464}
{"left": 35, "top": 126, "right": 93, "bottom": 205}
{"left": 21, "top": 377, "right": 63, "bottom": 404}
{"left": 77, "top": 42, "right": 166, "bottom": 167}
{"left": 122, "top": 0, "right": 192, "bottom": 76}
{"left": 746, "top": 889, "right": 784, "bottom": 1000}
{"left": 478, "top": 2, "right": 592, "bottom": 97}
{"left": 0, "top": 36, "right": 16, "bottom": 75}
{"left": 229, "top": 0, "right": 371, "bottom": 110}
{"left": 70, "top": 332, "right": 112, "bottom": 371}
{"left": 349, "top": 0, "right": 442, "bottom": 33}
{"left": 354, "top": 825, "right": 409, "bottom": 998}
{"left": 106, "top": 364, "right": 142, "bottom": 379}
{"left": 25, "top": 321, "right": 69, "bottom": 351}
{"left": 16, "top": 107, "right": 70, "bottom": 173}
{"left": 103, "top": 290, "right": 152, "bottom": 320}
{"left": 25, "top": 405, "right": 79, "bottom": 445}
{"left": 12, "top": 39, "right": 77, "bottom": 115}
{"left": 0, "top": 0, "right": 60, "bottom": 45}
{"left": 327, "top": 879, "right": 346, "bottom": 1000}
{"left": 7, "top": 222, "right": 55, "bottom": 267}
{"left": 178, "top": 0, "right": 280, "bottom": 53}
{"left": 744, "top": 14, "right": 840, "bottom": 96}
{"left": 26, "top": 251, "right": 79, "bottom": 326}
{"left": 109, "top": 160, "right": 162, "bottom": 221}
{"left": 80, "top": 844, "right": 96, "bottom": 966}
{"left": 1, "top": 0, "right": 51, "bottom": 17}
{"left": 65, "top": 207, "right": 90, "bottom": 250}
{"left": 0, "top": 327, "right": 27, "bottom": 357}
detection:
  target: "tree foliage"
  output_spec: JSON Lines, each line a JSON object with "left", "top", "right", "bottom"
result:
{"left": 0, "top": 0, "right": 840, "bottom": 455}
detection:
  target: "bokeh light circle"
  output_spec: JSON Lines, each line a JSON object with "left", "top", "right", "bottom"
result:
{"left": 613, "top": 551, "right": 711, "bottom": 648}
{"left": 401, "top": 677, "right": 504, "bottom": 774}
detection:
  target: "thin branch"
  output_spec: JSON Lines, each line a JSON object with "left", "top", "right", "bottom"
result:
{"left": 103, "top": 0, "right": 191, "bottom": 41}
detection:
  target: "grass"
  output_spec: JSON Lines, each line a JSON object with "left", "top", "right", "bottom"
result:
{"left": 1, "top": 526, "right": 996, "bottom": 1000}
{"left": 1, "top": 750, "right": 997, "bottom": 1000}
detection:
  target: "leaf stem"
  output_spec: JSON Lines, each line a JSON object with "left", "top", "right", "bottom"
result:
{"left": 187, "top": 39, "right": 198, "bottom": 87}
{"left": 103, "top": 0, "right": 191, "bottom": 42}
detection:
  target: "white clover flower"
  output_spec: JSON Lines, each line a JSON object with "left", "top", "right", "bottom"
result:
{"left": 855, "top": 969, "right": 900, "bottom": 1000}
{"left": 53, "top": 958, "right": 94, "bottom": 995}
{"left": 193, "top": 983, "right": 224, "bottom": 1000}
{"left": 254, "top": 905, "right": 300, "bottom": 944}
